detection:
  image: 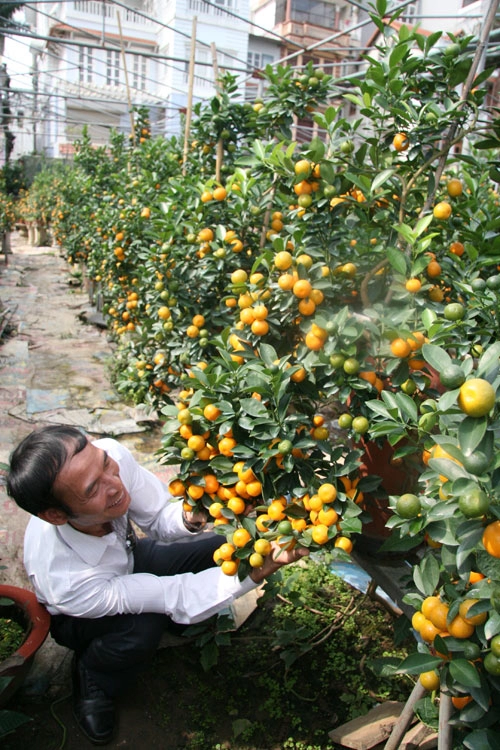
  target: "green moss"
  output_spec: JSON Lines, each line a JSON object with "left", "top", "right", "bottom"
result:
{"left": 0, "top": 618, "right": 25, "bottom": 662}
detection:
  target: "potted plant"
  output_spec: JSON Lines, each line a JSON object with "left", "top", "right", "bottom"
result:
{"left": 0, "top": 585, "right": 51, "bottom": 718}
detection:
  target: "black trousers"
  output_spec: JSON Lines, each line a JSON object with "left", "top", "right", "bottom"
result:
{"left": 50, "top": 533, "right": 221, "bottom": 696}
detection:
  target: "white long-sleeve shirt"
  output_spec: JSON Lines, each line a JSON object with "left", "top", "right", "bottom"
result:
{"left": 24, "top": 438, "right": 257, "bottom": 624}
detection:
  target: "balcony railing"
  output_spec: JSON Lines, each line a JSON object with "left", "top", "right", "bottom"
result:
{"left": 188, "top": 0, "right": 236, "bottom": 17}
{"left": 72, "top": 1, "right": 152, "bottom": 25}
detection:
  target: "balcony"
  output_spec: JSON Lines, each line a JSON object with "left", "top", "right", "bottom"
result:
{"left": 274, "top": 20, "right": 351, "bottom": 54}
{"left": 72, "top": 1, "right": 153, "bottom": 25}
{"left": 187, "top": 0, "right": 239, "bottom": 17}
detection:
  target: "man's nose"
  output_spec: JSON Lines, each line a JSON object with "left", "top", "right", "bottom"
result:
{"left": 105, "top": 473, "right": 122, "bottom": 493}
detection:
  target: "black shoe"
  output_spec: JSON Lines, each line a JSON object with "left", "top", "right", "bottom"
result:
{"left": 72, "top": 656, "right": 115, "bottom": 746}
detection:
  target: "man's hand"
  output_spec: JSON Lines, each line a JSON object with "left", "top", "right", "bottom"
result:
{"left": 249, "top": 542, "right": 309, "bottom": 584}
{"left": 182, "top": 508, "right": 208, "bottom": 532}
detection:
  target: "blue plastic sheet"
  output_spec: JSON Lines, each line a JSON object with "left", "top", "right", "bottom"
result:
{"left": 328, "top": 559, "right": 400, "bottom": 612}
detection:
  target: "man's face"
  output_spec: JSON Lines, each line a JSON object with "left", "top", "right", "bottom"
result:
{"left": 52, "top": 440, "right": 131, "bottom": 532}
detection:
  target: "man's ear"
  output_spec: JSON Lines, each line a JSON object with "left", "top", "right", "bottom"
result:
{"left": 38, "top": 508, "right": 69, "bottom": 526}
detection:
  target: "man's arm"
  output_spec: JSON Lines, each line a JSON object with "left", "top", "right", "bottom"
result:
{"left": 51, "top": 545, "right": 309, "bottom": 623}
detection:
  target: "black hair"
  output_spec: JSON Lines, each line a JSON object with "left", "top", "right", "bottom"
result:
{"left": 6, "top": 425, "right": 88, "bottom": 517}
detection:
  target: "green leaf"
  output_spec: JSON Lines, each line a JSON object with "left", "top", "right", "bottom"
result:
{"left": 324, "top": 106, "right": 338, "bottom": 126}
{"left": 398, "top": 24, "right": 410, "bottom": 42}
{"left": 386, "top": 247, "right": 408, "bottom": 275}
{"left": 199, "top": 641, "right": 219, "bottom": 671}
{"left": 371, "top": 168, "right": 395, "bottom": 193}
{"left": 425, "top": 519, "right": 459, "bottom": 546}
{"left": 484, "top": 612, "right": 500, "bottom": 640}
{"left": 474, "top": 138, "right": 500, "bottom": 150}
{"left": 394, "top": 223, "right": 416, "bottom": 245}
{"left": 239, "top": 398, "right": 268, "bottom": 417}
{"left": 394, "top": 392, "right": 418, "bottom": 423}
{"left": 449, "top": 659, "right": 481, "bottom": 688}
{"left": 343, "top": 93, "right": 364, "bottom": 107}
{"left": 389, "top": 43, "right": 409, "bottom": 68}
{"left": 0, "top": 709, "right": 31, "bottom": 735}
{"left": 463, "top": 729, "right": 500, "bottom": 750}
{"left": 476, "top": 341, "right": 500, "bottom": 379}
{"left": 258, "top": 343, "right": 279, "bottom": 366}
{"left": 421, "top": 343, "right": 452, "bottom": 372}
{"left": 414, "top": 214, "right": 433, "bottom": 238}
{"left": 365, "top": 400, "right": 394, "bottom": 420}
{"left": 413, "top": 554, "right": 440, "bottom": 596}
{"left": 458, "top": 417, "right": 487, "bottom": 455}
{"left": 421, "top": 308, "right": 437, "bottom": 330}
{"left": 376, "top": 0, "right": 387, "bottom": 17}
{"left": 429, "top": 458, "right": 468, "bottom": 481}
{"left": 395, "top": 652, "right": 442, "bottom": 675}
{"left": 414, "top": 694, "right": 439, "bottom": 728}
{"left": 472, "top": 66, "right": 496, "bottom": 89}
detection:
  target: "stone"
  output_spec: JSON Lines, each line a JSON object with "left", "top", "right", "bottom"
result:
{"left": 400, "top": 722, "right": 438, "bottom": 749}
{"left": 328, "top": 701, "right": 405, "bottom": 750}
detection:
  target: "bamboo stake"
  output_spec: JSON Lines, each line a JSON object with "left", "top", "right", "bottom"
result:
{"left": 292, "top": 52, "right": 303, "bottom": 142}
{"left": 211, "top": 42, "right": 223, "bottom": 184}
{"left": 182, "top": 16, "right": 197, "bottom": 176}
{"left": 437, "top": 693, "right": 453, "bottom": 750}
{"left": 116, "top": 11, "right": 135, "bottom": 142}
{"left": 384, "top": 680, "right": 426, "bottom": 750}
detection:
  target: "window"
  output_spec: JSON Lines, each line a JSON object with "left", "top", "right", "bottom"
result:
{"left": 276, "top": 0, "right": 337, "bottom": 27}
{"left": 78, "top": 47, "right": 93, "bottom": 83}
{"left": 402, "top": 2, "right": 418, "bottom": 23}
{"left": 106, "top": 50, "right": 120, "bottom": 86}
{"left": 247, "top": 52, "right": 274, "bottom": 73}
{"left": 132, "top": 55, "right": 147, "bottom": 90}
{"left": 185, "top": 45, "right": 212, "bottom": 87}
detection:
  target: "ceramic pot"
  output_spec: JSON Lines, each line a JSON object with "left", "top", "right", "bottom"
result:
{"left": 357, "top": 438, "right": 421, "bottom": 540}
{"left": 0, "top": 585, "right": 51, "bottom": 707}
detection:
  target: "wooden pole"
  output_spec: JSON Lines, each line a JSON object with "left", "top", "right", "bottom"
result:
{"left": 182, "top": 16, "right": 197, "bottom": 175}
{"left": 437, "top": 693, "right": 453, "bottom": 750}
{"left": 292, "top": 53, "right": 302, "bottom": 142}
{"left": 384, "top": 680, "right": 426, "bottom": 750}
{"left": 116, "top": 11, "right": 135, "bottom": 142}
{"left": 211, "top": 42, "right": 223, "bottom": 184}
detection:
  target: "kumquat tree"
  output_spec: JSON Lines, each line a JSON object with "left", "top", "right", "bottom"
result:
{"left": 15, "top": 1, "right": 500, "bottom": 746}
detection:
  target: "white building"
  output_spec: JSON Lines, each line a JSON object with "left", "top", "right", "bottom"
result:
{"left": 2, "top": 0, "right": 371, "bottom": 158}
{"left": 3, "top": 0, "right": 254, "bottom": 157}
{"left": 8, "top": 1, "right": 490, "bottom": 159}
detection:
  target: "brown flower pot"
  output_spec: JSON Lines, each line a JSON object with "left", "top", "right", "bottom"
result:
{"left": 357, "top": 438, "right": 422, "bottom": 541}
{"left": 0, "top": 585, "right": 51, "bottom": 707}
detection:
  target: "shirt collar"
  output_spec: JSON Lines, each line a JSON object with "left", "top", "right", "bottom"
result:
{"left": 58, "top": 522, "right": 117, "bottom": 565}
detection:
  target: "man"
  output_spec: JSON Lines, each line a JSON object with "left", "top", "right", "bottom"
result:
{"left": 6, "top": 424, "right": 308, "bottom": 746}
